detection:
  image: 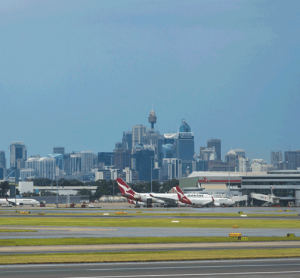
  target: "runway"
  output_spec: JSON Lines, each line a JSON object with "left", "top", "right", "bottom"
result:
{"left": 1, "top": 226, "right": 300, "bottom": 239}
{"left": 1, "top": 258, "right": 300, "bottom": 277}
{"left": 1, "top": 241, "right": 300, "bottom": 255}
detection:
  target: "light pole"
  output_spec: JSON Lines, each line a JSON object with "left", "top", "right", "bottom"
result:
{"left": 56, "top": 167, "right": 58, "bottom": 208}
{"left": 150, "top": 156, "right": 153, "bottom": 193}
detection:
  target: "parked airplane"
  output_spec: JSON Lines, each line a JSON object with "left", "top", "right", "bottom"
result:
{"left": 175, "top": 186, "right": 213, "bottom": 206}
{"left": 0, "top": 198, "right": 40, "bottom": 207}
{"left": 116, "top": 178, "right": 170, "bottom": 206}
{"left": 213, "top": 197, "right": 235, "bottom": 207}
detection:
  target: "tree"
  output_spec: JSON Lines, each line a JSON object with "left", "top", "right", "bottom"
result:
{"left": 0, "top": 181, "right": 10, "bottom": 197}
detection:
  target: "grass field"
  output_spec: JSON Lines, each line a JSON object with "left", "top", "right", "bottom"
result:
{"left": 0, "top": 236, "right": 299, "bottom": 247}
{"left": 1, "top": 217, "right": 299, "bottom": 228}
{"left": 1, "top": 249, "right": 300, "bottom": 264}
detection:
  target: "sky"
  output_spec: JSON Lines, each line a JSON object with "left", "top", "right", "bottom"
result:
{"left": 0, "top": 0, "right": 299, "bottom": 163}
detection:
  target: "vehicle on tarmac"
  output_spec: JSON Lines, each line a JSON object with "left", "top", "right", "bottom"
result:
{"left": 175, "top": 186, "right": 213, "bottom": 207}
{"left": 0, "top": 198, "right": 40, "bottom": 207}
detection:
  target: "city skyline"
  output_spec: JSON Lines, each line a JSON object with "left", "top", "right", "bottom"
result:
{"left": 1, "top": 0, "right": 300, "bottom": 163}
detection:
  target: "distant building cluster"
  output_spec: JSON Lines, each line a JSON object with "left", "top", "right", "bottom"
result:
{"left": 0, "top": 110, "right": 300, "bottom": 183}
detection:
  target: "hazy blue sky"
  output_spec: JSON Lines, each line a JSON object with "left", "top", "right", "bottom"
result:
{"left": 1, "top": 0, "right": 299, "bottom": 163}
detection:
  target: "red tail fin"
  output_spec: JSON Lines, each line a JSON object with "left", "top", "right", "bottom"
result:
{"left": 175, "top": 186, "right": 192, "bottom": 205}
{"left": 116, "top": 178, "right": 136, "bottom": 199}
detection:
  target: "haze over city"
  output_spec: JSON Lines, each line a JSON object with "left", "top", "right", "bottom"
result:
{"left": 1, "top": 0, "right": 300, "bottom": 162}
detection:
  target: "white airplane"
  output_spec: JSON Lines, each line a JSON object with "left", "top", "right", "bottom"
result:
{"left": 117, "top": 178, "right": 176, "bottom": 206}
{"left": 0, "top": 198, "right": 40, "bottom": 207}
{"left": 213, "top": 197, "right": 235, "bottom": 207}
{"left": 127, "top": 199, "right": 146, "bottom": 207}
{"left": 175, "top": 186, "right": 213, "bottom": 207}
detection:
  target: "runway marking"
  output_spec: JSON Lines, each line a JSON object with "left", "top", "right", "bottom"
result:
{"left": 65, "top": 270, "right": 300, "bottom": 277}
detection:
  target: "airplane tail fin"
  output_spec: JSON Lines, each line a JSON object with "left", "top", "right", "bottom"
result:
{"left": 116, "top": 178, "right": 136, "bottom": 198}
{"left": 175, "top": 186, "right": 192, "bottom": 205}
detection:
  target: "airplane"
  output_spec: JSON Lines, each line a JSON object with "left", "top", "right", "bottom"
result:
{"left": 213, "top": 197, "right": 235, "bottom": 207}
{"left": 0, "top": 198, "right": 40, "bottom": 207}
{"left": 116, "top": 178, "right": 168, "bottom": 206}
{"left": 175, "top": 186, "right": 213, "bottom": 207}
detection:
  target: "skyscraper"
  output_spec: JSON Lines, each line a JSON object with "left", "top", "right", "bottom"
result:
{"left": 207, "top": 139, "right": 221, "bottom": 161}
{"left": 10, "top": 142, "right": 27, "bottom": 170}
{"left": 271, "top": 151, "right": 283, "bottom": 169}
{"left": 53, "top": 147, "right": 65, "bottom": 155}
{"left": 284, "top": 150, "right": 300, "bottom": 170}
{"left": 0, "top": 151, "right": 6, "bottom": 169}
{"left": 132, "top": 124, "right": 146, "bottom": 147}
{"left": 81, "top": 151, "right": 94, "bottom": 174}
{"left": 174, "top": 120, "right": 194, "bottom": 175}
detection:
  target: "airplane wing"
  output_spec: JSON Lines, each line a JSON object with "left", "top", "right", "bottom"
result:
{"left": 150, "top": 194, "right": 177, "bottom": 204}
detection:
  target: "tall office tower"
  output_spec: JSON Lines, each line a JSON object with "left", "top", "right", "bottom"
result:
{"left": 98, "top": 152, "right": 114, "bottom": 167}
{"left": 174, "top": 120, "right": 194, "bottom": 175}
{"left": 70, "top": 153, "right": 81, "bottom": 174}
{"left": 115, "top": 142, "right": 123, "bottom": 150}
{"left": 207, "top": 139, "right": 221, "bottom": 160}
{"left": 271, "top": 151, "right": 283, "bottom": 169}
{"left": 200, "top": 147, "right": 217, "bottom": 161}
{"left": 53, "top": 147, "right": 65, "bottom": 155}
{"left": 148, "top": 110, "right": 157, "bottom": 129}
{"left": 122, "top": 131, "right": 132, "bottom": 150}
{"left": 132, "top": 124, "right": 146, "bottom": 147}
{"left": 0, "top": 151, "right": 6, "bottom": 169}
{"left": 81, "top": 151, "right": 94, "bottom": 174}
{"left": 10, "top": 142, "right": 27, "bottom": 170}
{"left": 47, "top": 154, "right": 64, "bottom": 170}
{"left": 233, "top": 148, "right": 246, "bottom": 158}
{"left": 162, "top": 158, "right": 182, "bottom": 180}
{"left": 113, "top": 149, "right": 131, "bottom": 170}
{"left": 63, "top": 154, "right": 71, "bottom": 175}
{"left": 179, "top": 119, "right": 191, "bottom": 132}
{"left": 37, "top": 157, "right": 56, "bottom": 179}
{"left": 225, "top": 150, "right": 238, "bottom": 168}
{"left": 131, "top": 149, "right": 155, "bottom": 182}
{"left": 284, "top": 150, "right": 300, "bottom": 170}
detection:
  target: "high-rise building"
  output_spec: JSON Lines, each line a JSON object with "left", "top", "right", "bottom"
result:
{"left": 132, "top": 124, "right": 146, "bottom": 147}
{"left": 233, "top": 148, "right": 245, "bottom": 158}
{"left": 284, "top": 150, "right": 300, "bottom": 170}
{"left": 48, "top": 154, "right": 64, "bottom": 170}
{"left": 162, "top": 158, "right": 182, "bottom": 180}
{"left": 132, "top": 149, "right": 154, "bottom": 181}
{"left": 271, "top": 151, "right": 283, "bottom": 169}
{"left": 225, "top": 150, "right": 238, "bottom": 169}
{"left": 10, "top": 142, "right": 27, "bottom": 169}
{"left": 81, "top": 151, "right": 94, "bottom": 174}
{"left": 70, "top": 153, "right": 81, "bottom": 174}
{"left": 207, "top": 139, "right": 221, "bottom": 161}
{"left": 173, "top": 120, "right": 194, "bottom": 175}
{"left": 0, "top": 151, "right": 6, "bottom": 169}
{"left": 37, "top": 157, "right": 56, "bottom": 179}
{"left": 98, "top": 152, "right": 114, "bottom": 167}
{"left": 122, "top": 131, "right": 132, "bottom": 151}
{"left": 53, "top": 147, "right": 65, "bottom": 155}
{"left": 113, "top": 149, "right": 131, "bottom": 170}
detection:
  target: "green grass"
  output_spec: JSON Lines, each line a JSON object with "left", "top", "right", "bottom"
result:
{"left": 1, "top": 217, "right": 299, "bottom": 228}
{"left": 0, "top": 236, "right": 299, "bottom": 247}
{"left": 1, "top": 249, "right": 300, "bottom": 264}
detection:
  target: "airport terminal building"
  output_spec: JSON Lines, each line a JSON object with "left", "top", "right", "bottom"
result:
{"left": 179, "top": 170, "right": 300, "bottom": 206}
